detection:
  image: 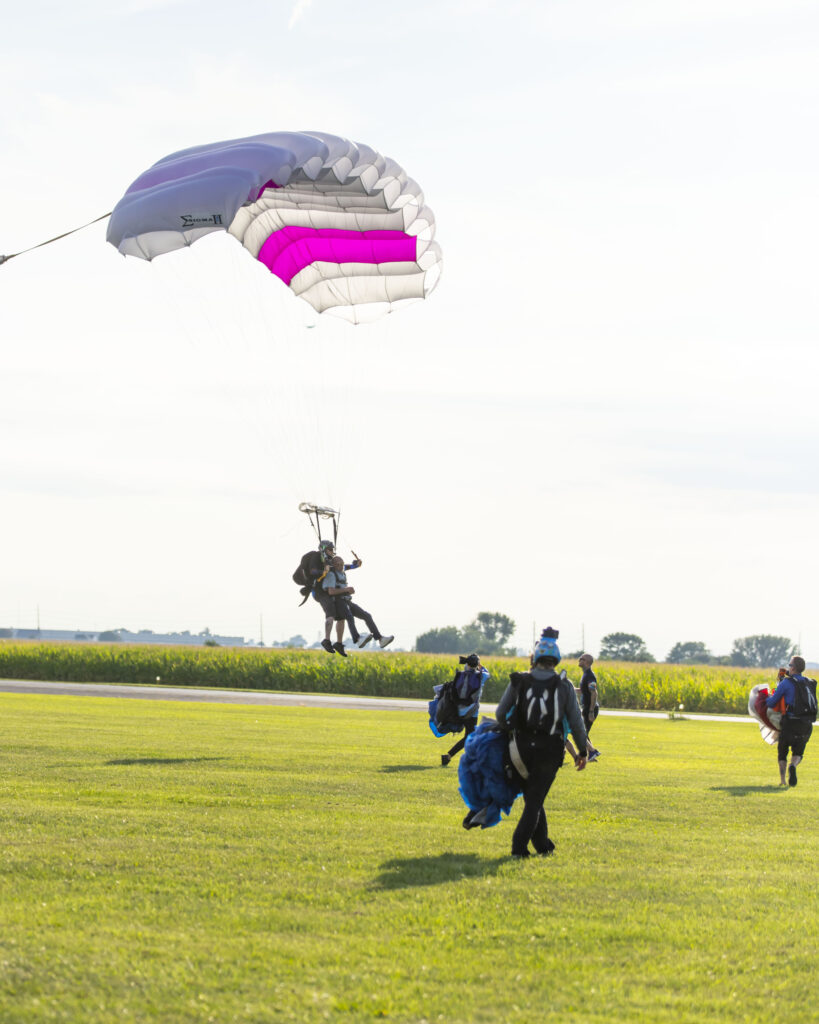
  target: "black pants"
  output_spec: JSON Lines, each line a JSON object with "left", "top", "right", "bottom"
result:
{"left": 447, "top": 716, "right": 478, "bottom": 757}
{"left": 511, "top": 734, "right": 564, "bottom": 856}
{"left": 778, "top": 717, "right": 812, "bottom": 761}
{"left": 343, "top": 601, "right": 381, "bottom": 643}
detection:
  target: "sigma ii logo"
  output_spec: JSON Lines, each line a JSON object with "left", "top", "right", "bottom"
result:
{"left": 180, "top": 213, "right": 223, "bottom": 228}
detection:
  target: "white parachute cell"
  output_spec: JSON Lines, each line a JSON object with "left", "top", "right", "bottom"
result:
{"left": 107, "top": 131, "right": 442, "bottom": 323}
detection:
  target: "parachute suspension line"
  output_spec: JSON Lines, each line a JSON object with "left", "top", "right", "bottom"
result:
{"left": 0, "top": 212, "right": 112, "bottom": 265}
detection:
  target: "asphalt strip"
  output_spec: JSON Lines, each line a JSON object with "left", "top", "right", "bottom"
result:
{"left": 0, "top": 677, "right": 752, "bottom": 725}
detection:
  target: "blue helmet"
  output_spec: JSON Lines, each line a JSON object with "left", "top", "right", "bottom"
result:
{"left": 533, "top": 628, "right": 560, "bottom": 665}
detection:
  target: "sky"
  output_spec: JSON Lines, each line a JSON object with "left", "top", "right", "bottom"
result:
{"left": 2, "top": 0, "right": 818, "bottom": 659}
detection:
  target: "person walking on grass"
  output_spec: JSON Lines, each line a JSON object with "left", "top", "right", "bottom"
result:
{"left": 564, "top": 653, "right": 601, "bottom": 765}
{"left": 578, "top": 653, "right": 601, "bottom": 761}
{"left": 494, "top": 627, "right": 587, "bottom": 858}
{"left": 440, "top": 654, "right": 490, "bottom": 767}
{"left": 766, "top": 655, "right": 818, "bottom": 787}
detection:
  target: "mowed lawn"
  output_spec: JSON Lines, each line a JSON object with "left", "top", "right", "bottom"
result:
{"left": 1, "top": 694, "right": 817, "bottom": 1024}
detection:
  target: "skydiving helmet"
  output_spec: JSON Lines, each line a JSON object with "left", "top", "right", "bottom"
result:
{"left": 533, "top": 626, "right": 561, "bottom": 665}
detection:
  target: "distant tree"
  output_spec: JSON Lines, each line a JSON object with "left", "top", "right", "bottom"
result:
{"left": 474, "top": 612, "right": 515, "bottom": 645}
{"left": 287, "top": 635, "right": 307, "bottom": 648}
{"left": 203, "top": 638, "right": 219, "bottom": 647}
{"left": 415, "top": 626, "right": 462, "bottom": 654}
{"left": 0, "top": 628, "right": 13, "bottom": 638}
{"left": 98, "top": 629, "right": 123, "bottom": 642}
{"left": 730, "top": 634, "right": 793, "bottom": 668}
{"left": 667, "top": 641, "right": 712, "bottom": 665}
{"left": 599, "top": 632, "right": 654, "bottom": 662}
{"left": 416, "top": 611, "right": 517, "bottom": 655}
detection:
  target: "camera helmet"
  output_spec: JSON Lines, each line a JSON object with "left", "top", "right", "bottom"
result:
{"left": 533, "top": 629, "right": 561, "bottom": 665}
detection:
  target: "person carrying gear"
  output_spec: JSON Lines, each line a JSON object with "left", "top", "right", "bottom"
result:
{"left": 492, "top": 626, "right": 587, "bottom": 858}
{"left": 433, "top": 654, "right": 490, "bottom": 767}
{"left": 766, "top": 655, "right": 818, "bottom": 787}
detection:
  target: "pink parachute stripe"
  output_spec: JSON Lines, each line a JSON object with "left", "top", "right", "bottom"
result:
{"left": 257, "top": 227, "right": 418, "bottom": 285}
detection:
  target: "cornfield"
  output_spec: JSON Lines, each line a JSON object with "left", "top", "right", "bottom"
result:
{"left": 0, "top": 641, "right": 780, "bottom": 714}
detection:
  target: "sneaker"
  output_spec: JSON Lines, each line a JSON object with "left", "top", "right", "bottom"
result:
{"left": 332, "top": 642, "right": 347, "bottom": 657}
{"left": 356, "top": 632, "right": 373, "bottom": 649}
{"left": 320, "top": 639, "right": 334, "bottom": 654}
{"left": 463, "top": 807, "right": 489, "bottom": 830}
{"left": 789, "top": 764, "right": 798, "bottom": 787}
{"left": 441, "top": 754, "right": 451, "bottom": 767}
{"left": 534, "top": 838, "right": 556, "bottom": 856}
{"left": 378, "top": 635, "right": 394, "bottom": 648}
{"left": 588, "top": 750, "right": 600, "bottom": 762}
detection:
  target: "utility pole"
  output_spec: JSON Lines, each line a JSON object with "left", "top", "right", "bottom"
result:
{"left": 259, "top": 613, "right": 264, "bottom": 647}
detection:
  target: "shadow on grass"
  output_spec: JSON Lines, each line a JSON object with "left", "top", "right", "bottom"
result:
{"left": 106, "top": 756, "right": 227, "bottom": 766}
{"left": 380, "top": 764, "right": 439, "bottom": 773}
{"left": 711, "top": 785, "right": 786, "bottom": 796}
{"left": 372, "top": 853, "right": 507, "bottom": 889}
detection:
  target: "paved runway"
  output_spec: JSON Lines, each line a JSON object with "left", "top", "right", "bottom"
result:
{"left": 0, "top": 677, "right": 751, "bottom": 724}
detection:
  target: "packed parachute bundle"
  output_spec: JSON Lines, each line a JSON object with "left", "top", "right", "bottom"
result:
{"left": 749, "top": 684, "right": 784, "bottom": 745}
{"left": 107, "top": 131, "right": 442, "bottom": 323}
{"left": 428, "top": 655, "right": 490, "bottom": 737}
{"left": 458, "top": 721, "right": 523, "bottom": 829}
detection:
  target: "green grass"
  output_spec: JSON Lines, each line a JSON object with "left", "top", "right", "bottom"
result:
{"left": 1, "top": 693, "right": 816, "bottom": 1023}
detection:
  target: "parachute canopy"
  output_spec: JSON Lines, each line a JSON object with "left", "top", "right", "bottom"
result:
{"left": 107, "top": 131, "right": 442, "bottom": 323}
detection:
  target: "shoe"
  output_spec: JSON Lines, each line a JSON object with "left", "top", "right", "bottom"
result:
{"left": 321, "top": 639, "right": 334, "bottom": 654}
{"left": 789, "top": 764, "right": 798, "bottom": 787}
{"left": 332, "top": 642, "right": 347, "bottom": 657}
{"left": 463, "top": 807, "right": 489, "bottom": 830}
{"left": 534, "top": 838, "right": 556, "bottom": 856}
{"left": 588, "top": 750, "right": 600, "bottom": 762}
{"left": 511, "top": 850, "right": 531, "bottom": 859}
{"left": 378, "top": 635, "right": 394, "bottom": 648}
{"left": 356, "top": 632, "right": 373, "bottom": 649}
{"left": 441, "top": 754, "right": 451, "bottom": 767}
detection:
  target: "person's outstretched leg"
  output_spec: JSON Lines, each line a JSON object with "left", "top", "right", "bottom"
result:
{"left": 344, "top": 603, "right": 360, "bottom": 644}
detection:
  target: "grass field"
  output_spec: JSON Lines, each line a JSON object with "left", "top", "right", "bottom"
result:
{"left": 1, "top": 692, "right": 817, "bottom": 1023}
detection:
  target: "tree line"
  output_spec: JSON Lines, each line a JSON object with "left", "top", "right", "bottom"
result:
{"left": 600, "top": 632, "right": 798, "bottom": 668}
{"left": 415, "top": 616, "right": 800, "bottom": 668}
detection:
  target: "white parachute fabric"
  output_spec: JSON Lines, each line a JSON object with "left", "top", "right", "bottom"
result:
{"left": 107, "top": 131, "right": 442, "bottom": 323}
{"left": 749, "top": 684, "right": 782, "bottom": 745}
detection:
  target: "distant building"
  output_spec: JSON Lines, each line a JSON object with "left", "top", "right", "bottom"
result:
{"left": 5, "top": 627, "right": 250, "bottom": 647}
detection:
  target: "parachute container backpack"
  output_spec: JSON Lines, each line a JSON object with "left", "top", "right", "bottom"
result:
{"left": 107, "top": 132, "right": 442, "bottom": 324}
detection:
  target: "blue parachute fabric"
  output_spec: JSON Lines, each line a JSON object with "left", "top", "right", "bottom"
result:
{"left": 457, "top": 721, "right": 522, "bottom": 828}
{"left": 428, "top": 683, "right": 464, "bottom": 737}
{"left": 428, "top": 697, "right": 448, "bottom": 737}
{"left": 428, "top": 696, "right": 462, "bottom": 736}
